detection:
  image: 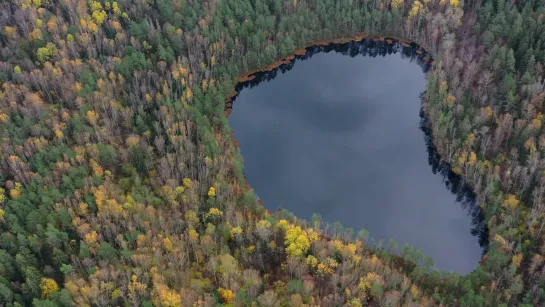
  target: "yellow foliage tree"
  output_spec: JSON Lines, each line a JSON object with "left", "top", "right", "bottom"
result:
{"left": 87, "top": 110, "right": 99, "bottom": 125}
{"left": 151, "top": 268, "right": 182, "bottom": 307}
{"left": 358, "top": 272, "right": 384, "bottom": 291}
{"left": 285, "top": 225, "right": 310, "bottom": 256}
{"left": 37, "top": 42, "right": 57, "bottom": 63}
{"left": 40, "top": 278, "right": 59, "bottom": 298}
{"left": 128, "top": 274, "right": 148, "bottom": 295}
{"left": 410, "top": 284, "right": 420, "bottom": 298}
{"left": 306, "top": 228, "right": 320, "bottom": 242}
{"left": 277, "top": 219, "right": 289, "bottom": 229}
{"left": 112, "top": 2, "right": 122, "bottom": 15}
{"left": 32, "top": 0, "right": 49, "bottom": 7}
{"left": 126, "top": 135, "right": 140, "bottom": 147}
{"left": 347, "top": 297, "right": 363, "bottom": 307}
{"left": 90, "top": 159, "right": 104, "bottom": 177}
{"left": 10, "top": 182, "right": 23, "bottom": 199}
{"left": 218, "top": 288, "right": 235, "bottom": 304}
{"left": 207, "top": 186, "right": 216, "bottom": 197}
{"left": 185, "top": 210, "right": 199, "bottom": 226}
{"left": 84, "top": 231, "right": 99, "bottom": 246}
{"left": 409, "top": 1, "right": 423, "bottom": 18}
{"left": 4, "top": 26, "right": 17, "bottom": 38}
{"left": 316, "top": 257, "right": 339, "bottom": 275}
{"left": 186, "top": 88, "right": 193, "bottom": 100}
{"left": 457, "top": 152, "right": 467, "bottom": 166}
{"left": 391, "top": 0, "right": 404, "bottom": 10}
{"left": 230, "top": 225, "right": 243, "bottom": 238}
{"left": 256, "top": 219, "right": 272, "bottom": 230}
{"left": 503, "top": 194, "right": 520, "bottom": 209}
{"left": 0, "top": 113, "right": 9, "bottom": 123}
{"left": 183, "top": 177, "right": 192, "bottom": 187}
{"left": 208, "top": 207, "right": 223, "bottom": 216}
{"left": 469, "top": 152, "right": 477, "bottom": 165}
{"left": 188, "top": 228, "right": 199, "bottom": 241}
{"left": 145, "top": 93, "right": 153, "bottom": 102}
{"left": 494, "top": 233, "right": 510, "bottom": 250}
{"left": 330, "top": 240, "right": 344, "bottom": 251}
{"left": 512, "top": 253, "right": 523, "bottom": 267}
{"left": 0, "top": 188, "right": 6, "bottom": 204}
{"left": 88, "top": 21, "right": 99, "bottom": 33}
{"left": 306, "top": 255, "right": 318, "bottom": 267}
{"left": 163, "top": 237, "right": 173, "bottom": 252}
{"left": 30, "top": 28, "right": 43, "bottom": 40}
{"left": 346, "top": 243, "right": 357, "bottom": 255}
{"left": 90, "top": 2, "right": 108, "bottom": 25}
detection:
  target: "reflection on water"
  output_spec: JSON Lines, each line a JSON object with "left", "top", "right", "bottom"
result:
{"left": 228, "top": 39, "right": 488, "bottom": 274}
{"left": 419, "top": 108, "right": 489, "bottom": 253}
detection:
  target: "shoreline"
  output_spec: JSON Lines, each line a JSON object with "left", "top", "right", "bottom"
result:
{"left": 226, "top": 34, "right": 435, "bottom": 194}
{"left": 225, "top": 34, "right": 434, "bottom": 115}
{"left": 223, "top": 37, "right": 489, "bottom": 275}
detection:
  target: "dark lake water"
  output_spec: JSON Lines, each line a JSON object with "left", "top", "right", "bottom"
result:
{"left": 229, "top": 41, "right": 486, "bottom": 274}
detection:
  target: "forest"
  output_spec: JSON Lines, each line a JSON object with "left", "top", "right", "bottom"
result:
{"left": 0, "top": 0, "right": 544, "bottom": 305}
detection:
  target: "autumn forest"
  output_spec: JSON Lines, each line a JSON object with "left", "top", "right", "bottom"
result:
{"left": 0, "top": 0, "right": 545, "bottom": 306}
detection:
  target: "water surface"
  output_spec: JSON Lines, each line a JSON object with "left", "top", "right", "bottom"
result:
{"left": 229, "top": 42, "right": 484, "bottom": 274}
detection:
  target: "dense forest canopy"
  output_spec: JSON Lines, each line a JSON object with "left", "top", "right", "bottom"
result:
{"left": 0, "top": 0, "right": 545, "bottom": 306}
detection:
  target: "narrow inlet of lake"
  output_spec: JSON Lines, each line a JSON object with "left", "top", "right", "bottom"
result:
{"left": 229, "top": 42, "right": 484, "bottom": 274}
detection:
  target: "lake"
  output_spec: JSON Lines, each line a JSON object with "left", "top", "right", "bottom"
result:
{"left": 228, "top": 40, "right": 486, "bottom": 274}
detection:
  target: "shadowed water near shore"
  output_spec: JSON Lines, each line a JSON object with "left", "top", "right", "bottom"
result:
{"left": 228, "top": 39, "right": 488, "bottom": 274}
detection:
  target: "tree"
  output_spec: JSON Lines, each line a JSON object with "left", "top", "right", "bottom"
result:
{"left": 264, "top": 45, "right": 278, "bottom": 63}
{"left": 37, "top": 43, "right": 57, "bottom": 63}
{"left": 280, "top": 36, "right": 295, "bottom": 57}
{"left": 40, "top": 278, "right": 59, "bottom": 299}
